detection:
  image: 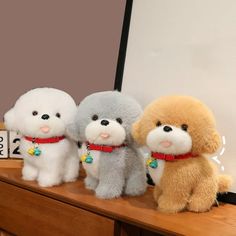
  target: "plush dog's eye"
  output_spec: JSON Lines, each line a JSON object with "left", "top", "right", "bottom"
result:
{"left": 56, "top": 113, "right": 61, "bottom": 118}
{"left": 156, "top": 121, "right": 162, "bottom": 127}
{"left": 92, "top": 114, "right": 98, "bottom": 121}
{"left": 116, "top": 118, "right": 123, "bottom": 124}
{"left": 32, "top": 111, "right": 38, "bottom": 116}
{"left": 181, "top": 124, "right": 188, "bottom": 131}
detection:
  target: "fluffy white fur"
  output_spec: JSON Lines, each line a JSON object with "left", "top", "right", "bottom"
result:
{"left": 146, "top": 125, "right": 192, "bottom": 155}
{"left": 85, "top": 119, "right": 126, "bottom": 146}
{"left": 4, "top": 88, "right": 80, "bottom": 187}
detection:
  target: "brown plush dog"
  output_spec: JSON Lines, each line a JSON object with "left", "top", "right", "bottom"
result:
{"left": 132, "top": 95, "right": 232, "bottom": 213}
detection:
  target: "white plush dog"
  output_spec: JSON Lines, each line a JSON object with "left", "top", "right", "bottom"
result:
{"left": 4, "top": 88, "right": 80, "bottom": 187}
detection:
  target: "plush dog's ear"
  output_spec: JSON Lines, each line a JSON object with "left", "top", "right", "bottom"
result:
{"left": 202, "top": 129, "right": 221, "bottom": 154}
{"left": 132, "top": 120, "right": 145, "bottom": 145}
{"left": 66, "top": 123, "right": 80, "bottom": 141}
{"left": 4, "top": 108, "right": 18, "bottom": 131}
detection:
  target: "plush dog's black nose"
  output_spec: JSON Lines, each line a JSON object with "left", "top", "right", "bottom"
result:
{"left": 101, "top": 120, "right": 109, "bottom": 126}
{"left": 163, "top": 126, "right": 172, "bottom": 132}
{"left": 41, "top": 114, "right": 50, "bottom": 120}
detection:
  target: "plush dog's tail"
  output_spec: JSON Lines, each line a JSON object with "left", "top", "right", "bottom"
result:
{"left": 218, "top": 175, "right": 233, "bottom": 193}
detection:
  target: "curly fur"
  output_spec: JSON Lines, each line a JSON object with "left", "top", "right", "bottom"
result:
{"left": 132, "top": 95, "right": 232, "bottom": 213}
{"left": 68, "top": 91, "right": 147, "bottom": 199}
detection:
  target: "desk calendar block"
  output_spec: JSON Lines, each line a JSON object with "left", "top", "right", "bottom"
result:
{"left": 9, "top": 131, "right": 22, "bottom": 158}
{"left": 0, "top": 130, "right": 8, "bottom": 158}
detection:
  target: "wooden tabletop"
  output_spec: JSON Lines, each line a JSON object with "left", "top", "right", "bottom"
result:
{"left": 0, "top": 168, "right": 236, "bottom": 236}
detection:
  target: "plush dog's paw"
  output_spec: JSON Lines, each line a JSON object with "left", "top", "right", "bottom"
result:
{"left": 37, "top": 174, "right": 62, "bottom": 187}
{"left": 158, "top": 196, "right": 187, "bottom": 213}
{"left": 124, "top": 182, "right": 147, "bottom": 196}
{"left": 63, "top": 176, "right": 78, "bottom": 183}
{"left": 84, "top": 176, "right": 98, "bottom": 191}
{"left": 63, "top": 155, "right": 80, "bottom": 183}
{"left": 22, "top": 174, "right": 37, "bottom": 181}
{"left": 22, "top": 166, "right": 38, "bottom": 181}
{"left": 187, "top": 199, "right": 212, "bottom": 213}
{"left": 124, "top": 172, "right": 147, "bottom": 196}
{"left": 38, "top": 179, "right": 62, "bottom": 187}
{"left": 95, "top": 185, "right": 122, "bottom": 199}
{"left": 63, "top": 173, "right": 79, "bottom": 183}
{"left": 158, "top": 205, "right": 182, "bottom": 214}
{"left": 187, "top": 203, "right": 211, "bottom": 213}
{"left": 158, "top": 204, "right": 185, "bottom": 213}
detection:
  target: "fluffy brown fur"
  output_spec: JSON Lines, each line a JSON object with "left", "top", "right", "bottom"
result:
{"left": 132, "top": 95, "right": 232, "bottom": 213}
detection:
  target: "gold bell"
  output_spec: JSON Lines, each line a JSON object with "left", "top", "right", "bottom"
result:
{"left": 80, "top": 154, "right": 87, "bottom": 162}
{"left": 28, "top": 147, "right": 35, "bottom": 156}
{"left": 146, "top": 158, "right": 152, "bottom": 166}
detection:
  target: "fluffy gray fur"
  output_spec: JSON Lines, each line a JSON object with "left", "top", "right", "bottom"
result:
{"left": 68, "top": 91, "right": 147, "bottom": 199}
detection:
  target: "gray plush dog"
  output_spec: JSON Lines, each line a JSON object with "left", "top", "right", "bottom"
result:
{"left": 68, "top": 91, "right": 147, "bottom": 199}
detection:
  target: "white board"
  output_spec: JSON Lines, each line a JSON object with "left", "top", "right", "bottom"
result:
{"left": 9, "top": 131, "right": 22, "bottom": 158}
{"left": 122, "top": 0, "right": 236, "bottom": 192}
{"left": 0, "top": 131, "right": 8, "bottom": 158}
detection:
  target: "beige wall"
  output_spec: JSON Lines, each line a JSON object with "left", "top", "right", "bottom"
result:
{"left": 0, "top": 0, "right": 126, "bottom": 119}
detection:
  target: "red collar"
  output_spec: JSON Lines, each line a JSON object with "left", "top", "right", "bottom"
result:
{"left": 87, "top": 142, "right": 127, "bottom": 153}
{"left": 24, "top": 136, "right": 65, "bottom": 144}
{"left": 151, "top": 152, "right": 196, "bottom": 161}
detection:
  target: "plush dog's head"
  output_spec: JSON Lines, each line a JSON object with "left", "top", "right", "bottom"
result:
{"left": 4, "top": 88, "right": 77, "bottom": 138}
{"left": 132, "top": 96, "right": 220, "bottom": 156}
{"left": 68, "top": 91, "right": 142, "bottom": 146}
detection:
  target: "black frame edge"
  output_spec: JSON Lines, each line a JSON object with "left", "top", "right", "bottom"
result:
{"left": 217, "top": 192, "right": 236, "bottom": 205}
{"left": 114, "top": 0, "right": 133, "bottom": 91}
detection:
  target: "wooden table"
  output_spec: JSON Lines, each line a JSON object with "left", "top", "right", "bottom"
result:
{"left": 0, "top": 168, "right": 236, "bottom": 236}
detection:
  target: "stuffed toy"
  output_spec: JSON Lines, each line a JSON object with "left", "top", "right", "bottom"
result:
{"left": 4, "top": 88, "right": 80, "bottom": 187}
{"left": 132, "top": 95, "right": 232, "bottom": 213}
{"left": 68, "top": 91, "right": 147, "bottom": 199}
